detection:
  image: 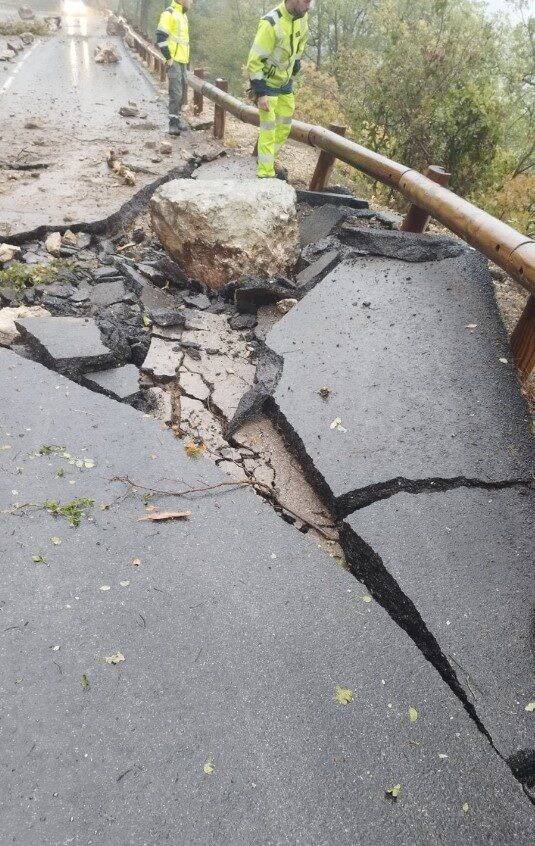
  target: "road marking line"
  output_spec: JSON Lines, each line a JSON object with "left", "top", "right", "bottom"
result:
{"left": 1, "top": 42, "right": 38, "bottom": 93}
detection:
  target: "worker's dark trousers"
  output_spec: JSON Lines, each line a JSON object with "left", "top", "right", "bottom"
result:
{"left": 168, "top": 61, "right": 187, "bottom": 129}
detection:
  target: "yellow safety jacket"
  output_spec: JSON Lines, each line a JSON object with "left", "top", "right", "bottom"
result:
{"left": 247, "top": 2, "right": 308, "bottom": 96}
{"left": 156, "top": 1, "right": 189, "bottom": 65}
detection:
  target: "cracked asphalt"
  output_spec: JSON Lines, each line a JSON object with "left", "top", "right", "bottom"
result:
{"left": 1, "top": 6, "right": 534, "bottom": 844}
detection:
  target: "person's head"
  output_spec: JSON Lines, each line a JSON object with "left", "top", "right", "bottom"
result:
{"left": 285, "top": 0, "right": 312, "bottom": 18}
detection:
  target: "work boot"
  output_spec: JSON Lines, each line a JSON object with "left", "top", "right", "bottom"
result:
{"left": 274, "top": 164, "right": 288, "bottom": 181}
{"left": 168, "top": 120, "right": 181, "bottom": 137}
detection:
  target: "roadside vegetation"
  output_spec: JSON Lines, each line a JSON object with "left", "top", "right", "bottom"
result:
{"left": 0, "top": 19, "right": 49, "bottom": 37}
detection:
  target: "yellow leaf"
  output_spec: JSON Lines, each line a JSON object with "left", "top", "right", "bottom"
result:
{"left": 81, "top": 674, "right": 90, "bottom": 690}
{"left": 408, "top": 706, "right": 418, "bottom": 723}
{"left": 203, "top": 759, "right": 214, "bottom": 774}
{"left": 386, "top": 783, "right": 401, "bottom": 800}
{"left": 334, "top": 685, "right": 354, "bottom": 705}
{"left": 51, "top": 536, "right": 62, "bottom": 545}
{"left": 525, "top": 702, "right": 535, "bottom": 712}
{"left": 185, "top": 441, "right": 206, "bottom": 459}
{"left": 104, "top": 651, "right": 125, "bottom": 665}
{"left": 462, "top": 803, "right": 469, "bottom": 813}
{"left": 361, "top": 595, "right": 372, "bottom": 603}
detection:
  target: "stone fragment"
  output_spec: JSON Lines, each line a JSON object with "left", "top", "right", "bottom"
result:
{"left": 229, "top": 313, "right": 257, "bottom": 331}
{"left": 0, "top": 305, "right": 50, "bottom": 347}
{"left": 276, "top": 298, "right": 297, "bottom": 315}
{"left": 82, "top": 364, "right": 141, "bottom": 404}
{"left": 141, "top": 337, "right": 183, "bottom": 381}
{"left": 115, "top": 262, "right": 146, "bottom": 295}
{"left": 179, "top": 368, "right": 210, "bottom": 401}
{"left": 159, "top": 141, "right": 173, "bottom": 155}
{"left": 0, "top": 243, "right": 21, "bottom": 265}
{"left": 6, "top": 37, "right": 24, "bottom": 53}
{"left": 18, "top": 6, "right": 35, "bottom": 20}
{"left": 90, "top": 280, "right": 127, "bottom": 308}
{"left": 294, "top": 250, "right": 341, "bottom": 293}
{"left": 339, "top": 224, "right": 465, "bottom": 262}
{"left": 182, "top": 293, "right": 210, "bottom": 310}
{"left": 148, "top": 309, "right": 188, "bottom": 328}
{"left": 150, "top": 179, "right": 299, "bottom": 290}
{"left": 14, "top": 316, "right": 115, "bottom": 376}
{"left": 234, "top": 277, "right": 296, "bottom": 314}
{"left": 45, "top": 232, "right": 62, "bottom": 256}
{"left": 253, "top": 464, "right": 275, "bottom": 488}
{"left": 119, "top": 105, "right": 139, "bottom": 118}
{"left": 299, "top": 204, "right": 350, "bottom": 247}
{"left": 92, "top": 266, "right": 119, "bottom": 282}
{"left": 94, "top": 44, "right": 120, "bottom": 64}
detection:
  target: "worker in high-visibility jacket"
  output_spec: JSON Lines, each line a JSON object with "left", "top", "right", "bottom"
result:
{"left": 246, "top": 0, "right": 310, "bottom": 178}
{"left": 156, "top": 0, "right": 191, "bottom": 136}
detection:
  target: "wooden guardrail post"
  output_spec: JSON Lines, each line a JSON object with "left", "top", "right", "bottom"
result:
{"left": 309, "top": 124, "right": 347, "bottom": 191}
{"left": 193, "top": 68, "right": 205, "bottom": 115}
{"left": 401, "top": 166, "right": 451, "bottom": 232}
{"left": 510, "top": 295, "right": 535, "bottom": 378}
{"left": 213, "top": 79, "right": 228, "bottom": 140}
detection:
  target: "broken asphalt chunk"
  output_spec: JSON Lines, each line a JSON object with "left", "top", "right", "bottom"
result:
{"left": 299, "top": 204, "right": 351, "bottom": 248}
{"left": 339, "top": 224, "right": 466, "bottom": 262}
{"left": 14, "top": 316, "right": 116, "bottom": 378}
{"left": 81, "top": 364, "right": 142, "bottom": 405}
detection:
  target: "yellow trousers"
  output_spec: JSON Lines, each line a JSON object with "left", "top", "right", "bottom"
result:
{"left": 257, "top": 92, "right": 295, "bottom": 178}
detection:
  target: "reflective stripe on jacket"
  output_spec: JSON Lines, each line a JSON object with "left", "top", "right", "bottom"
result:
{"left": 156, "top": 1, "right": 189, "bottom": 64}
{"left": 247, "top": 2, "right": 308, "bottom": 96}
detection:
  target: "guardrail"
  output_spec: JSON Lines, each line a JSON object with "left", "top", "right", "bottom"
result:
{"left": 112, "top": 13, "right": 535, "bottom": 378}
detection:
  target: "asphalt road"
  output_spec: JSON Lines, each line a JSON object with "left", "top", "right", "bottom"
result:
{"left": 0, "top": 2, "right": 182, "bottom": 235}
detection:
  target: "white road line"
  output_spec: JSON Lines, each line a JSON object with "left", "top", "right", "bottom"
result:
{"left": 1, "top": 42, "right": 39, "bottom": 94}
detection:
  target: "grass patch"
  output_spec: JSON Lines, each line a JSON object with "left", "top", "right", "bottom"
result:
{"left": 43, "top": 497, "right": 95, "bottom": 528}
{"left": 0, "top": 259, "right": 72, "bottom": 296}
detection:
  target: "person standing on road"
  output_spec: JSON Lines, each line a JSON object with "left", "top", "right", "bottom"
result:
{"left": 246, "top": 0, "right": 310, "bottom": 178}
{"left": 156, "top": 1, "right": 191, "bottom": 136}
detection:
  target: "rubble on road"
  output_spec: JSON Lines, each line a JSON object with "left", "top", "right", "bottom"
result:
{"left": 106, "top": 14, "right": 123, "bottom": 37}
{"left": 119, "top": 104, "right": 139, "bottom": 118}
{"left": 20, "top": 31, "right": 35, "bottom": 45}
{"left": 94, "top": 44, "right": 120, "bottom": 64}
{"left": 15, "top": 315, "right": 117, "bottom": 378}
{"left": 81, "top": 364, "right": 142, "bottom": 405}
{"left": 44, "top": 232, "right": 62, "bottom": 256}
{"left": 106, "top": 150, "right": 136, "bottom": 186}
{"left": 0, "top": 244, "right": 21, "bottom": 265}
{"left": 18, "top": 6, "right": 35, "bottom": 21}
{"left": 150, "top": 178, "right": 300, "bottom": 289}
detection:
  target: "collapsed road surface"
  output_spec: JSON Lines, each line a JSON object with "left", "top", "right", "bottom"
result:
{"left": 1, "top": 14, "right": 535, "bottom": 841}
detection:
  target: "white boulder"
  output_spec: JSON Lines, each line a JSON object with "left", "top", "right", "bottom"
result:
{"left": 150, "top": 178, "right": 299, "bottom": 290}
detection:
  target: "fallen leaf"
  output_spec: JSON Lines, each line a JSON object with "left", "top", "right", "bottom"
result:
{"left": 408, "top": 706, "right": 418, "bottom": 723}
{"left": 525, "top": 701, "right": 535, "bottom": 712}
{"left": 100, "top": 585, "right": 111, "bottom": 592}
{"left": 334, "top": 685, "right": 354, "bottom": 705}
{"left": 1, "top": 444, "right": 12, "bottom": 451}
{"left": 142, "top": 314, "right": 151, "bottom": 327}
{"left": 329, "top": 417, "right": 347, "bottom": 432}
{"left": 50, "top": 536, "right": 61, "bottom": 545}
{"left": 318, "top": 386, "right": 332, "bottom": 400}
{"left": 104, "top": 651, "right": 125, "bottom": 665}
{"left": 137, "top": 510, "right": 192, "bottom": 522}
{"left": 203, "top": 759, "right": 214, "bottom": 774}
{"left": 83, "top": 458, "right": 95, "bottom": 469}
{"left": 32, "top": 554, "right": 46, "bottom": 564}
{"left": 185, "top": 441, "right": 206, "bottom": 459}
{"left": 499, "top": 357, "right": 508, "bottom": 364}
{"left": 462, "top": 803, "right": 469, "bottom": 813}
{"left": 361, "top": 594, "right": 372, "bottom": 603}
{"left": 100, "top": 502, "right": 110, "bottom": 511}
{"left": 386, "top": 783, "right": 401, "bottom": 800}
{"left": 52, "top": 645, "right": 60, "bottom": 652}
{"left": 56, "top": 468, "right": 65, "bottom": 478}
{"left": 81, "top": 673, "right": 90, "bottom": 690}
{"left": 119, "top": 580, "right": 130, "bottom": 587}
{"left": 465, "top": 324, "right": 477, "bottom": 330}
{"left": 132, "top": 557, "right": 141, "bottom": 567}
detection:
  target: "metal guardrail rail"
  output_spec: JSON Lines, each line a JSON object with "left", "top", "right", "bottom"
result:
{"left": 114, "top": 13, "right": 535, "bottom": 377}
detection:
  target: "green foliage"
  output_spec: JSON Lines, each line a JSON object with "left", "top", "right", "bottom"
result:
{"left": 0, "top": 260, "right": 69, "bottom": 292}
{"left": 43, "top": 498, "right": 95, "bottom": 528}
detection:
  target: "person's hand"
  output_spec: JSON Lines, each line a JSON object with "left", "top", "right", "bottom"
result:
{"left": 257, "top": 95, "right": 270, "bottom": 111}
{"left": 166, "top": 58, "right": 174, "bottom": 68}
